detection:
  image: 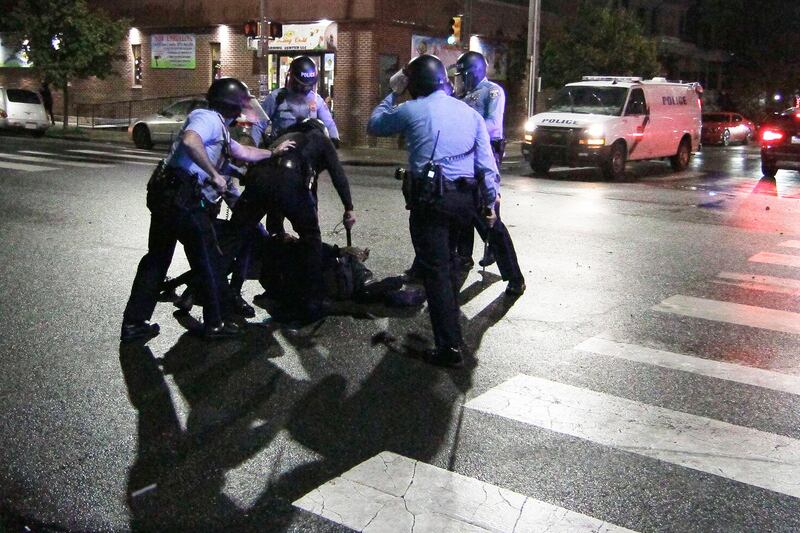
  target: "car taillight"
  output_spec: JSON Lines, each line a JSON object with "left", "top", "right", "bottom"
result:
{"left": 761, "top": 129, "right": 784, "bottom": 143}
{"left": 0, "top": 109, "right": 6, "bottom": 118}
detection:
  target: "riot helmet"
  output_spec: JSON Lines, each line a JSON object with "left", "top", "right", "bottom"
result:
{"left": 207, "top": 77, "right": 252, "bottom": 119}
{"left": 404, "top": 54, "right": 447, "bottom": 98}
{"left": 287, "top": 56, "right": 318, "bottom": 95}
{"left": 284, "top": 117, "right": 329, "bottom": 138}
{"left": 454, "top": 51, "right": 487, "bottom": 97}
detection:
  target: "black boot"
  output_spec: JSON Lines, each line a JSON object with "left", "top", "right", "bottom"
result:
{"left": 120, "top": 321, "right": 160, "bottom": 343}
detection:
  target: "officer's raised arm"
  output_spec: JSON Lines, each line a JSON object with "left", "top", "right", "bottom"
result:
{"left": 367, "top": 92, "right": 406, "bottom": 136}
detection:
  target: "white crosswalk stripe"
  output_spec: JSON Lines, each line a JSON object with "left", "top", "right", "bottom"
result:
{"left": 714, "top": 271, "right": 800, "bottom": 295}
{"left": 466, "top": 374, "right": 800, "bottom": 499}
{"left": 652, "top": 295, "right": 800, "bottom": 335}
{"left": 576, "top": 335, "right": 800, "bottom": 396}
{"left": 779, "top": 240, "right": 800, "bottom": 249}
{"left": 294, "top": 451, "right": 638, "bottom": 533}
{"left": 749, "top": 251, "right": 800, "bottom": 269}
{"left": 19, "top": 150, "right": 155, "bottom": 167}
{"left": 0, "top": 160, "right": 59, "bottom": 172}
{"left": 67, "top": 149, "right": 163, "bottom": 161}
{"left": 0, "top": 152, "right": 112, "bottom": 169}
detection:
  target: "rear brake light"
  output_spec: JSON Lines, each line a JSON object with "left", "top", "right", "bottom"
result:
{"left": 761, "top": 129, "right": 784, "bottom": 142}
{"left": 0, "top": 109, "right": 6, "bottom": 118}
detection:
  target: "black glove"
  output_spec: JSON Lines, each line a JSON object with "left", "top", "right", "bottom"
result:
{"left": 331, "top": 138, "right": 341, "bottom": 149}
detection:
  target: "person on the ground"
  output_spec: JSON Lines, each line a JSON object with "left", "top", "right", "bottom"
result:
{"left": 452, "top": 51, "right": 525, "bottom": 297}
{"left": 367, "top": 54, "right": 499, "bottom": 368}
{"left": 120, "top": 78, "right": 294, "bottom": 343}
{"left": 231, "top": 118, "right": 355, "bottom": 325}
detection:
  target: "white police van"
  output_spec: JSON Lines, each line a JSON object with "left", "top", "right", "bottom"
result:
{"left": 521, "top": 76, "right": 703, "bottom": 180}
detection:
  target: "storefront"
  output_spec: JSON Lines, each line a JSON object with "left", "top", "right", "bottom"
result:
{"left": 257, "top": 21, "right": 337, "bottom": 101}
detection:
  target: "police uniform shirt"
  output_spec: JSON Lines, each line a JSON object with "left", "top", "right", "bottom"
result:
{"left": 462, "top": 78, "right": 505, "bottom": 141}
{"left": 166, "top": 109, "right": 242, "bottom": 205}
{"left": 367, "top": 90, "right": 499, "bottom": 206}
{"left": 253, "top": 88, "right": 340, "bottom": 143}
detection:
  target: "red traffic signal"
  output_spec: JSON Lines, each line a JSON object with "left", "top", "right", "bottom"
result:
{"left": 269, "top": 22, "right": 283, "bottom": 39}
{"left": 244, "top": 20, "right": 258, "bottom": 38}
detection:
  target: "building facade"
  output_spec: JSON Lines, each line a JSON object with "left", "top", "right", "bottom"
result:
{"left": 0, "top": 0, "right": 529, "bottom": 146}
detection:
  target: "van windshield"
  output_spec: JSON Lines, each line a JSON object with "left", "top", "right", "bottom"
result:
{"left": 549, "top": 86, "right": 628, "bottom": 116}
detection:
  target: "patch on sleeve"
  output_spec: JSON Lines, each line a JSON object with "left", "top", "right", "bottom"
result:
{"left": 489, "top": 89, "right": 500, "bottom": 99}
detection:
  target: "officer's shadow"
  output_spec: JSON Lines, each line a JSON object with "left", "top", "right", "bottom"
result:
{"left": 118, "top": 270, "right": 515, "bottom": 530}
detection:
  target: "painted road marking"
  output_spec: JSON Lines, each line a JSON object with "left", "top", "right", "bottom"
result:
{"left": 466, "top": 374, "right": 800, "bottom": 499}
{"left": 294, "top": 451, "right": 637, "bottom": 533}
{"left": 67, "top": 149, "right": 163, "bottom": 161}
{"left": 0, "top": 160, "right": 59, "bottom": 172}
{"left": 779, "top": 240, "right": 800, "bottom": 249}
{"left": 714, "top": 271, "right": 800, "bottom": 296}
{"left": 653, "top": 295, "right": 800, "bottom": 335}
{"left": 0, "top": 152, "right": 112, "bottom": 169}
{"left": 749, "top": 252, "right": 800, "bottom": 269}
{"left": 576, "top": 335, "right": 800, "bottom": 396}
{"left": 20, "top": 150, "right": 153, "bottom": 166}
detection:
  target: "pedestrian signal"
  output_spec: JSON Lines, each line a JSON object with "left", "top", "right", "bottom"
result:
{"left": 244, "top": 20, "right": 258, "bottom": 38}
{"left": 448, "top": 16, "right": 462, "bottom": 46}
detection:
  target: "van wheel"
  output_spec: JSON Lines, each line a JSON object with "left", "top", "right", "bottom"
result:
{"left": 133, "top": 125, "right": 153, "bottom": 149}
{"left": 601, "top": 142, "right": 626, "bottom": 181}
{"left": 670, "top": 138, "right": 691, "bottom": 172}
{"left": 721, "top": 129, "right": 731, "bottom": 146}
{"left": 529, "top": 156, "right": 551, "bottom": 175}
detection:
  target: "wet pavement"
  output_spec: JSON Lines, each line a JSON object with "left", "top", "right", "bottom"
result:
{"left": 0, "top": 134, "right": 799, "bottom": 531}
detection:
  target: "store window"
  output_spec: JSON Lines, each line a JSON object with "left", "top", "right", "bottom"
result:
{"left": 132, "top": 44, "right": 143, "bottom": 87}
{"left": 211, "top": 42, "right": 222, "bottom": 80}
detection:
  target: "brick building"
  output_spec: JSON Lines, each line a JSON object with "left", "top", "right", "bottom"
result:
{"left": 0, "top": 0, "right": 530, "bottom": 146}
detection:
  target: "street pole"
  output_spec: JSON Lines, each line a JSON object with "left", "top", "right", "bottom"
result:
{"left": 526, "top": 0, "right": 541, "bottom": 117}
{"left": 463, "top": 0, "right": 472, "bottom": 50}
{"left": 258, "top": 0, "right": 269, "bottom": 99}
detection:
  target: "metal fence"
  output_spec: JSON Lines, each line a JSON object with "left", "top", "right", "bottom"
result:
{"left": 73, "top": 94, "right": 205, "bottom": 129}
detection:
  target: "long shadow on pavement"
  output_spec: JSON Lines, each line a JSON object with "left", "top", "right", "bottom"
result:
{"left": 119, "top": 279, "right": 515, "bottom": 531}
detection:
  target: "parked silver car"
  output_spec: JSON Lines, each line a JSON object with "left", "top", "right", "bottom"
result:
{"left": 0, "top": 87, "right": 50, "bottom": 136}
{"left": 128, "top": 98, "right": 207, "bottom": 149}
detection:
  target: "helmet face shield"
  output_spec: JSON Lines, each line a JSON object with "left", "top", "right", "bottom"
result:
{"left": 240, "top": 96, "right": 268, "bottom": 123}
{"left": 453, "top": 72, "right": 467, "bottom": 98}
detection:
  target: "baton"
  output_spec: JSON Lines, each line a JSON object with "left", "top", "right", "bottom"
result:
{"left": 346, "top": 227, "right": 352, "bottom": 247}
{"left": 481, "top": 238, "right": 488, "bottom": 275}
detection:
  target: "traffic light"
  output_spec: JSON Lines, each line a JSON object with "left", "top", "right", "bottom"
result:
{"left": 269, "top": 22, "right": 283, "bottom": 39}
{"left": 244, "top": 20, "right": 258, "bottom": 38}
{"left": 448, "top": 16, "right": 462, "bottom": 45}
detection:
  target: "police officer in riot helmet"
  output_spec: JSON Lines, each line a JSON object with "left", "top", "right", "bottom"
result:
{"left": 252, "top": 55, "right": 341, "bottom": 149}
{"left": 120, "top": 77, "right": 294, "bottom": 343}
{"left": 231, "top": 117, "right": 355, "bottom": 325}
{"left": 452, "top": 51, "right": 525, "bottom": 297}
{"left": 368, "top": 54, "right": 500, "bottom": 368}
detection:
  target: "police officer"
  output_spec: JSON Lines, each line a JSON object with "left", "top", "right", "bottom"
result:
{"left": 368, "top": 54, "right": 499, "bottom": 368}
{"left": 252, "top": 56, "right": 340, "bottom": 148}
{"left": 120, "top": 78, "right": 294, "bottom": 343}
{"left": 453, "top": 51, "right": 525, "bottom": 297}
{"left": 231, "top": 118, "right": 355, "bottom": 325}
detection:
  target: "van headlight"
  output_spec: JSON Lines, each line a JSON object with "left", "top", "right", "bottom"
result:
{"left": 580, "top": 123, "right": 605, "bottom": 146}
{"left": 524, "top": 117, "right": 538, "bottom": 133}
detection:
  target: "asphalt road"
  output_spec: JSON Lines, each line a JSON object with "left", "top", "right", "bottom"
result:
{"left": 1, "top": 133, "right": 799, "bottom": 532}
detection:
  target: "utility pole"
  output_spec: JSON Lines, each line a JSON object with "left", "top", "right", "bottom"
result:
{"left": 463, "top": 0, "right": 472, "bottom": 49}
{"left": 526, "top": 0, "right": 541, "bottom": 116}
{"left": 258, "top": 0, "right": 269, "bottom": 99}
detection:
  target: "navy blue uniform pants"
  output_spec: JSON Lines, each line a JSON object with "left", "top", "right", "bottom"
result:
{"left": 409, "top": 188, "right": 477, "bottom": 351}
{"left": 124, "top": 205, "right": 231, "bottom": 326}
{"left": 231, "top": 170, "right": 324, "bottom": 314}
